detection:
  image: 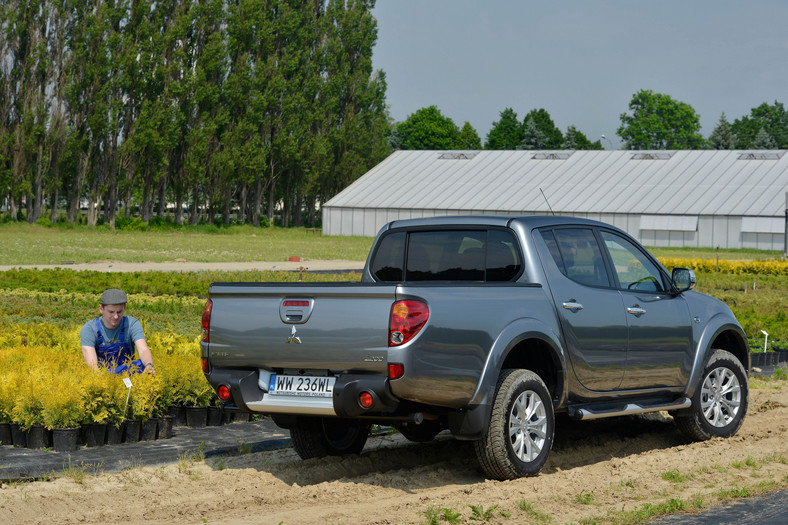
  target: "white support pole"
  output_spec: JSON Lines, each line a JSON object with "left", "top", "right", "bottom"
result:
{"left": 784, "top": 192, "right": 787, "bottom": 258}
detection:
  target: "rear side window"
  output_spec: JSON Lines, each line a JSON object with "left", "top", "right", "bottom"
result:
{"left": 370, "top": 232, "right": 405, "bottom": 281}
{"left": 542, "top": 228, "right": 610, "bottom": 287}
{"left": 370, "top": 229, "right": 522, "bottom": 282}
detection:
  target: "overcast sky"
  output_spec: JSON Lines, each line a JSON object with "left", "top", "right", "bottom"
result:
{"left": 370, "top": 0, "right": 788, "bottom": 148}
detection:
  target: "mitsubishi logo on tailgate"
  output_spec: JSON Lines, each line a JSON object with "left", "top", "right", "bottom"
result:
{"left": 285, "top": 325, "right": 302, "bottom": 344}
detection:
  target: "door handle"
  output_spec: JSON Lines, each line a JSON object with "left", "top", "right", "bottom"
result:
{"left": 562, "top": 301, "right": 584, "bottom": 312}
{"left": 627, "top": 305, "right": 646, "bottom": 317}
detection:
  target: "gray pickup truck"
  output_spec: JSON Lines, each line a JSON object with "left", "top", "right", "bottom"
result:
{"left": 200, "top": 215, "right": 749, "bottom": 480}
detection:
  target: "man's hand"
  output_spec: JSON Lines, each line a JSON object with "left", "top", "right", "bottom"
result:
{"left": 81, "top": 345, "right": 99, "bottom": 370}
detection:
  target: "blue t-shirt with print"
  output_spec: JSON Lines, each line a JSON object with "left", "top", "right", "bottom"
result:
{"left": 80, "top": 316, "right": 146, "bottom": 349}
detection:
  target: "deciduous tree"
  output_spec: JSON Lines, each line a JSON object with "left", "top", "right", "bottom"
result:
{"left": 617, "top": 89, "right": 705, "bottom": 149}
{"left": 395, "top": 105, "right": 460, "bottom": 150}
{"left": 731, "top": 101, "right": 787, "bottom": 149}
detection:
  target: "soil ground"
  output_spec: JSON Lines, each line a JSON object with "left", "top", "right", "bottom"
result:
{"left": 0, "top": 383, "right": 785, "bottom": 525}
{"left": 1, "top": 260, "right": 785, "bottom": 523}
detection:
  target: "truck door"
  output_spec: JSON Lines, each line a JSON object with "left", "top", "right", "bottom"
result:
{"left": 598, "top": 230, "right": 693, "bottom": 389}
{"left": 537, "top": 228, "right": 627, "bottom": 392}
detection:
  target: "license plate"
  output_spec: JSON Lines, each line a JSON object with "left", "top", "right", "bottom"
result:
{"left": 268, "top": 374, "right": 335, "bottom": 397}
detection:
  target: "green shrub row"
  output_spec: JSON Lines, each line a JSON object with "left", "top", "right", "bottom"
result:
{"left": 0, "top": 268, "right": 359, "bottom": 298}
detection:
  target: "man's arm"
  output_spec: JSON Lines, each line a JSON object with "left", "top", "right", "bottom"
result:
{"left": 135, "top": 338, "right": 155, "bottom": 374}
{"left": 81, "top": 345, "right": 99, "bottom": 370}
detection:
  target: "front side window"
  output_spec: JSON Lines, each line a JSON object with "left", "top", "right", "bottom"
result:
{"left": 601, "top": 231, "right": 665, "bottom": 292}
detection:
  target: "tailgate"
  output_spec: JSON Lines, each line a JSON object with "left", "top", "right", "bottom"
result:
{"left": 206, "top": 282, "right": 397, "bottom": 373}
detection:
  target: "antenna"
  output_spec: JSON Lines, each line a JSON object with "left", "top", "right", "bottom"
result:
{"left": 540, "top": 188, "right": 555, "bottom": 216}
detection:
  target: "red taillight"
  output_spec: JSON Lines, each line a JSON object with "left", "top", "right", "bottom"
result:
{"left": 389, "top": 300, "right": 429, "bottom": 347}
{"left": 388, "top": 363, "right": 404, "bottom": 380}
{"left": 359, "top": 391, "right": 374, "bottom": 409}
{"left": 283, "top": 300, "right": 309, "bottom": 307}
{"left": 201, "top": 299, "right": 213, "bottom": 342}
{"left": 201, "top": 357, "right": 208, "bottom": 373}
{"left": 217, "top": 385, "right": 231, "bottom": 401}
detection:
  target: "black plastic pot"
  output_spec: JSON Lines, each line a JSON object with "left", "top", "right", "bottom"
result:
{"left": 84, "top": 423, "right": 107, "bottom": 447}
{"left": 207, "top": 406, "right": 223, "bottom": 427}
{"left": 10, "top": 423, "right": 26, "bottom": 447}
{"left": 52, "top": 427, "right": 80, "bottom": 452}
{"left": 157, "top": 416, "right": 174, "bottom": 439}
{"left": 123, "top": 419, "right": 141, "bottom": 443}
{"left": 170, "top": 405, "right": 187, "bottom": 427}
{"left": 186, "top": 407, "right": 207, "bottom": 428}
{"left": 106, "top": 422, "right": 125, "bottom": 445}
{"left": 140, "top": 418, "right": 158, "bottom": 441}
{"left": 0, "top": 422, "right": 11, "bottom": 445}
{"left": 26, "top": 425, "right": 50, "bottom": 449}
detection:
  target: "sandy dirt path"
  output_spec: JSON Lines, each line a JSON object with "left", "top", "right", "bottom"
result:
{"left": 1, "top": 384, "right": 785, "bottom": 525}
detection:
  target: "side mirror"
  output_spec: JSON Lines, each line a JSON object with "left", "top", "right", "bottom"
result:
{"left": 672, "top": 267, "right": 696, "bottom": 293}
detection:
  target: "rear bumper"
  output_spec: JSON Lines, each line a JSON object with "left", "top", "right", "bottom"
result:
{"left": 206, "top": 369, "right": 399, "bottom": 418}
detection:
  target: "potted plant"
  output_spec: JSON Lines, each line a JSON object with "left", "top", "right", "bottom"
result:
{"left": 163, "top": 364, "right": 192, "bottom": 426}
{"left": 183, "top": 375, "right": 214, "bottom": 428}
{"left": 10, "top": 379, "right": 47, "bottom": 449}
{"left": 129, "top": 374, "right": 159, "bottom": 440}
{"left": 103, "top": 374, "right": 128, "bottom": 444}
{"left": 0, "top": 375, "right": 15, "bottom": 445}
{"left": 152, "top": 371, "right": 175, "bottom": 439}
{"left": 41, "top": 378, "right": 84, "bottom": 452}
{"left": 79, "top": 374, "right": 114, "bottom": 447}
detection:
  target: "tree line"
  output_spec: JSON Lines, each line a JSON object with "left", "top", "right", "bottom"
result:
{"left": 392, "top": 92, "right": 788, "bottom": 152}
{"left": 3, "top": 0, "right": 787, "bottom": 227}
{"left": 1, "top": 0, "right": 388, "bottom": 227}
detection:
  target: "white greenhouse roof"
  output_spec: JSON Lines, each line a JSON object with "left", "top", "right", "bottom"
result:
{"left": 325, "top": 150, "right": 788, "bottom": 218}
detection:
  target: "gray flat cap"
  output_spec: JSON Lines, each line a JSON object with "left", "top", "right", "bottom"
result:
{"left": 100, "top": 289, "right": 128, "bottom": 305}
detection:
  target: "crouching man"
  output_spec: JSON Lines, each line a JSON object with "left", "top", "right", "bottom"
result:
{"left": 80, "top": 288, "right": 155, "bottom": 375}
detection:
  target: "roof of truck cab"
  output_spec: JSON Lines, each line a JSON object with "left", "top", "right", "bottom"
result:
{"left": 384, "top": 214, "right": 612, "bottom": 231}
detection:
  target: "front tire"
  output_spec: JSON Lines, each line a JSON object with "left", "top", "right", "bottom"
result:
{"left": 474, "top": 369, "right": 554, "bottom": 480}
{"left": 290, "top": 418, "right": 370, "bottom": 459}
{"left": 673, "top": 349, "right": 748, "bottom": 441}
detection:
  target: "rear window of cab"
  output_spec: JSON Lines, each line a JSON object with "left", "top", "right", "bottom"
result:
{"left": 370, "top": 229, "right": 523, "bottom": 283}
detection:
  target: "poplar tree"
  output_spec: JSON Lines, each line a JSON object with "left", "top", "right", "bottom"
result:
{"left": 1, "top": 0, "right": 389, "bottom": 226}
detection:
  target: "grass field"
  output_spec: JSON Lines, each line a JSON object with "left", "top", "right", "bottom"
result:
{"left": 2, "top": 222, "right": 785, "bottom": 264}
{"left": 1, "top": 222, "right": 786, "bottom": 348}
{"left": 0, "top": 223, "right": 373, "bottom": 264}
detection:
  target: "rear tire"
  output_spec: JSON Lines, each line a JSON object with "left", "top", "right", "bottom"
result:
{"left": 474, "top": 369, "right": 554, "bottom": 480}
{"left": 673, "top": 349, "right": 748, "bottom": 441}
{"left": 290, "top": 418, "right": 370, "bottom": 459}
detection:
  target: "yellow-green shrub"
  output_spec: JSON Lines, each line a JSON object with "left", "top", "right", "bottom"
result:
{"left": 0, "top": 324, "right": 214, "bottom": 426}
{"left": 41, "top": 375, "right": 83, "bottom": 429}
{"left": 10, "top": 370, "right": 47, "bottom": 429}
{"left": 659, "top": 257, "right": 788, "bottom": 276}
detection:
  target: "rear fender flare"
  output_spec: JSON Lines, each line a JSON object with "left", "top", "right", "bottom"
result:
{"left": 471, "top": 317, "right": 567, "bottom": 409}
